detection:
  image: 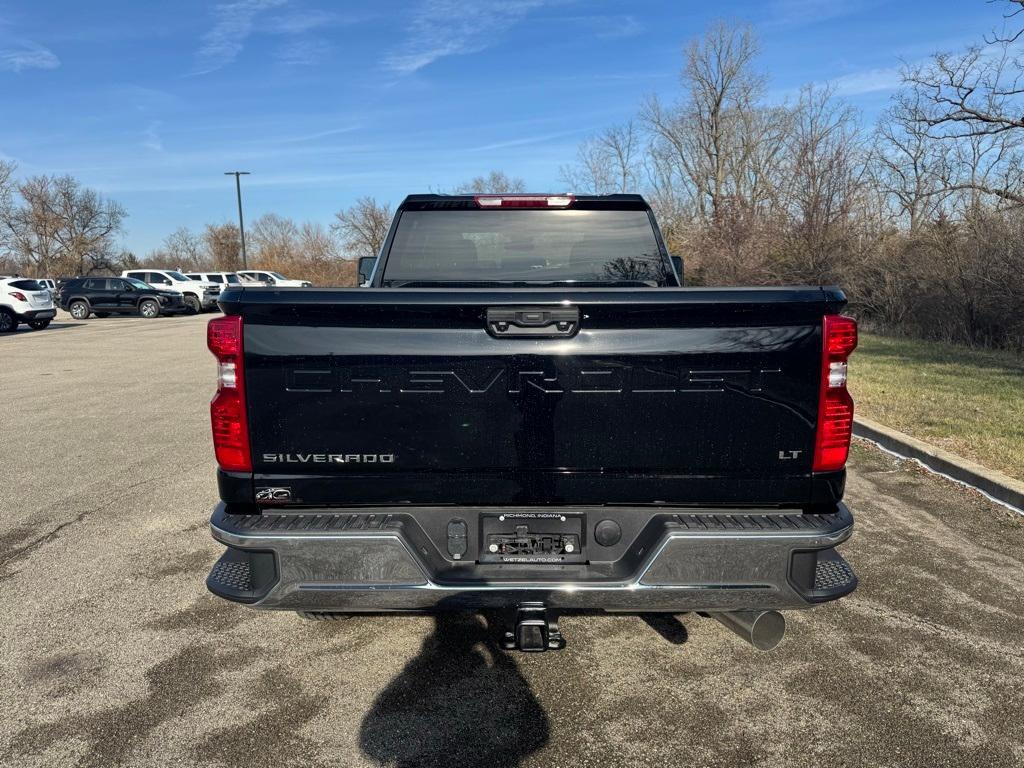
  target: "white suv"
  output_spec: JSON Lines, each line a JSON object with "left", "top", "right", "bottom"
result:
{"left": 121, "top": 269, "right": 220, "bottom": 313}
{"left": 236, "top": 270, "right": 312, "bottom": 287}
{"left": 0, "top": 277, "right": 57, "bottom": 332}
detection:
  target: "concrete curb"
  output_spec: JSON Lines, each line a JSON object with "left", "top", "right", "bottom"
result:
{"left": 853, "top": 416, "right": 1024, "bottom": 514}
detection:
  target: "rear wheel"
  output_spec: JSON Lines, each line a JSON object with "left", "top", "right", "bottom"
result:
{"left": 68, "top": 300, "right": 90, "bottom": 320}
{"left": 183, "top": 295, "right": 201, "bottom": 314}
{"left": 27, "top": 319, "right": 51, "bottom": 330}
{"left": 139, "top": 299, "right": 160, "bottom": 318}
{"left": 0, "top": 309, "right": 16, "bottom": 332}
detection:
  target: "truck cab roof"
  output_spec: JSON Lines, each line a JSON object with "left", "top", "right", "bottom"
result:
{"left": 398, "top": 193, "right": 650, "bottom": 209}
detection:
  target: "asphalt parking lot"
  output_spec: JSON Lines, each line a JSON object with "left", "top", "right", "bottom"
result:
{"left": 2, "top": 313, "right": 1023, "bottom": 768}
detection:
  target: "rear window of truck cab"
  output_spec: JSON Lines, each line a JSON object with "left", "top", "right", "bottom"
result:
{"left": 382, "top": 209, "right": 670, "bottom": 286}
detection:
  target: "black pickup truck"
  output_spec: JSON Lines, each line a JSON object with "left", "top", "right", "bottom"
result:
{"left": 205, "top": 193, "right": 858, "bottom": 652}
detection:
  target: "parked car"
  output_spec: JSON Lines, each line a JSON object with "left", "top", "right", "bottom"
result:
{"left": 58, "top": 277, "right": 186, "bottom": 319}
{"left": 185, "top": 271, "right": 242, "bottom": 287}
{"left": 235, "top": 270, "right": 312, "bottom": 287}
{"left": 0, "top": 277, "right": 56, "bottom": 331}
{"left": 204, "top": 193, "right": 859, "bottom": 653}
{"left": 121, "top": 269, "right": 220, "bottom": 313}
{"left": 37, "top": 278, "right": 57, "bottom": 298}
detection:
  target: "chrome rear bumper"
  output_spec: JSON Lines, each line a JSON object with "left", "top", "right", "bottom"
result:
{"left": 207, "top": 503, "right": 856, "bottom": 613}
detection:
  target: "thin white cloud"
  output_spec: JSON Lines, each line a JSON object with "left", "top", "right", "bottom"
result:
{"left": 142, "top": 121, "right": 164, "bottom": 152}
{"left": 274, "top": 125, "right": 360, "bottom": 143}
{"left": 194, "top": 0, "right": 286, "bottom": 74}
{"left": 576, "top": 14, "right": 644, "bottom": 40}
{"left": 264, "top": 9, "right": 351, "bottom": 35}
{"left": 384, "top": 0, "right": 547, "bottom": 75}
{"left": 276, "top": 36, "right": 331, "bottom": 66}
{"left": 467, "top": 128, "right": 584, "bottom": 153}
{"left": 97, "top": 170, "right": 381, "bottom": 193}
{"left": 767, "top": 0, "right": 877, "bottom": 28}
{"left": 829, "top": 65, "right": 904, "bottom": 96}
{"left": 0, "top": 41, "right": 59, "bottom": 72}
{"left": 195, "top": 3, "right": 364, "bottom": 73}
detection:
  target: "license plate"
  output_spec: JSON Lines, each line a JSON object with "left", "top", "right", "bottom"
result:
{"left": 479, "top": 513, "right": 585, "bottom": 564}
{"left": 31, "top": 292, "right": 50, "bottom": 306}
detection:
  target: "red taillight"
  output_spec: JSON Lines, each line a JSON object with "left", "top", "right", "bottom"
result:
{"left": 813, "top": 315, "right": 857, "bottom": 472}
{"left": 208, "top": 314, "right": 242, "bottom": 357}
{"left": 8, "top": 291, "right": 27, "bottom": 302}
{"left": 474, "top": 194, "right": 575, "bottom": 208}
{"left": 208, "top": 315, "right": 251, "bottom": 472}
{"left": 825, "top": 314, "right": 858, "bottom": 357}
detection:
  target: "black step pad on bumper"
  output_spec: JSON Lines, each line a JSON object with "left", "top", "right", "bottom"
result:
{"left": 205, "top": 546, "right": 277, "bottom": 604}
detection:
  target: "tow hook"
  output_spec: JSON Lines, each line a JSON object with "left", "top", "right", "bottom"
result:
{"left": 500, "top": 603, "right": 566, "bottom": 652}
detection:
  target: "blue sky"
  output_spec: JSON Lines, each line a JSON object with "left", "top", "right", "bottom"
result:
{"left": 0, "top": 0, "right": 996, "bottom": 255}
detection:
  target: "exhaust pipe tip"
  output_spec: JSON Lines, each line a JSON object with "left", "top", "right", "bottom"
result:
{"left": 713, "top": 610, "right": 786, "bottom": 651}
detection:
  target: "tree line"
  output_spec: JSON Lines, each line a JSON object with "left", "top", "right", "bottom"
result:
{"left": 556, "top": 3, "right": 1024, "bottom": 350}
{"left": 2, "top": 1, "right": 1022, "bottom": 349}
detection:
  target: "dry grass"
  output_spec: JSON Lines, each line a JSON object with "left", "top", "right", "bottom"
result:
{"left": 850, "top": 333, "right": 1024, "bottom": 480}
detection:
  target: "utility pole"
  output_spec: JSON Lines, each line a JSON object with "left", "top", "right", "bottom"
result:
{"left": 224, "top": 171, "right": 250, "bottom": 269}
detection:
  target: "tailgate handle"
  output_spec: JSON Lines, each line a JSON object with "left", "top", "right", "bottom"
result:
{"left": 486, "top": 306, "right": 580, "bottom": 338}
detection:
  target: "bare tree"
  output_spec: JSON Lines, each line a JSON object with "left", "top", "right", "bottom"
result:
{"left": 779, "top": 85, "right": 867, "bottom": 282}
{"left": 903, "top": 0, "right": 1024, "bottom": 207}
{"left": 53, "top": 177, "right": 126, "bottom": 275}
{"left": 202, "top": 223, "right": 242, "bottom": 270}
{"left": 295, "top": 221, "right": 357, "bottom": 286}
{"left": 733, "top": 104, "right": 793, "bottom": 213}
{"left": 643, "top": 22, "right": 766, "bottom": 222}
{"left": 872, "top": 90, "right": 949, "bottom": 231}
{"left": 332, "top": 197, "right": 393, "bottom": 259}
{"left": 455, "top": 170, "right": 527, "bottom": 194}
{"left": 1, "top": 174, "right": 125, "bottom": 276}
{"left": 985, "top": 0, "right": 1024, "bottom": 43}
{"left": 2, "top": 177, "right": 61, "bottom": 276}
{"left": 299, "top": 221, "right": 339, "bottom": 263}
{"left": 560, "top": 138, "right": 616, "bottom": 194}
{"left": 641, "top": 142, "right": 690, "bottom": 254}
{"left": 249, "top": 213, "right": 300, "bottom": 265}
{"left": 162, "top": 227, "right": 205, "bottom": 270}
{"left": 0, "top": 159, "right": 15, "bottom": 212}
{"left": 560, "top": 122, "right": 642, "bottom": 194}
{"left": 905, "top": 43, "right": 1024, "bottom": 140}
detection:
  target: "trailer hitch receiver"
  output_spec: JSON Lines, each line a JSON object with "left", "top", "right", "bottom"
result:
{"left": 501, "top": 604, "right": 566, "bottom": 652}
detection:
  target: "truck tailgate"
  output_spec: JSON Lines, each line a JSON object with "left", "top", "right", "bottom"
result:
{"left": 228, "top": 287, "right": 844, "bottom": 507}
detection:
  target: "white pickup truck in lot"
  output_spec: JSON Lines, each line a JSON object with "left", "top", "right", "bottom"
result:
{"left": 235, "top": 270, "right": 312, "bottom": 287}
{"left": 121, "top": 269, "right": 220, "bottom": 313}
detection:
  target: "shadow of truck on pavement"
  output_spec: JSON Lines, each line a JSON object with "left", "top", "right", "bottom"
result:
{"left": 359, "top": 612, "right": 549, "bottom": 768}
